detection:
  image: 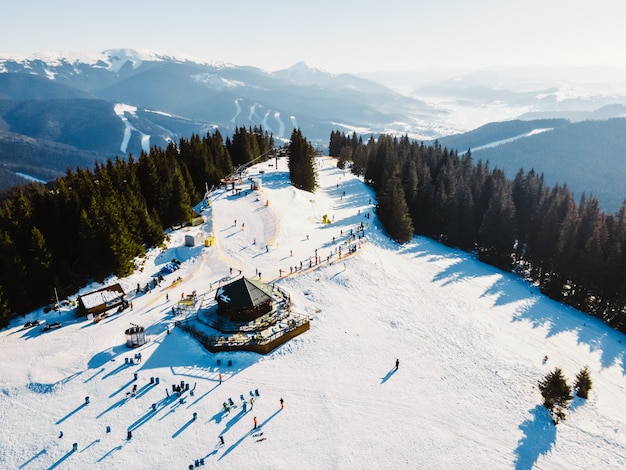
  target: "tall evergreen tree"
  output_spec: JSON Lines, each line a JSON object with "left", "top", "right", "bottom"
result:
{"left": 288, "top": 129, "right": 317, "bottom": 192}
{"left": 337, "top": 147, "right": 352, "bottom": 170}
{"left": 538, "top": 367, "right": 572, "bottom": 424}
{"left": 574, "top": 366, "right": 592, "bottom": 399}
{"left": 478, "top": 172, "right": 516, "bottom": 270}
{"left": 0, "top": 284, "right": 10, "bottom": 328}
{"left": 377, "top": 176, "right": 414, "bottom": 243}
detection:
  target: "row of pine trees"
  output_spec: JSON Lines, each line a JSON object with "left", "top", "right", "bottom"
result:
{"left": 0, "top": 126, "right": 276, "bottom": 326}
{"left": 329, "top": 130, "right": 626, "bottom": 334}
{"left": 2, "top": 123, "right": 620, "bottom": 335}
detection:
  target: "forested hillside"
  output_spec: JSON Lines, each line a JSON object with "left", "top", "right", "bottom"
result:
{"left": 3, "top": 124, "right": 626, "bottom": 337}
{"left": 330, "top": 130, "right": 626, "bottom": 333}
{"left": 0, "top": 127, "right": 274, "bottom": 326}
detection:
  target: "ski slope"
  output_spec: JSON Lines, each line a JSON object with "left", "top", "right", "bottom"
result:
{"left": 1, "top": 156, "right": 625, "bottom": 469}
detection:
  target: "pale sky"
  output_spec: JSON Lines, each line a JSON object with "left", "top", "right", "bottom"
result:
{"left": 1, "top": 0, "right": 624, "bottom": 74}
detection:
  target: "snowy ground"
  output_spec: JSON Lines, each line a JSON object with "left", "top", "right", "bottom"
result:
{"left": 1, "top": 157, "right": 626, "bottom": 469}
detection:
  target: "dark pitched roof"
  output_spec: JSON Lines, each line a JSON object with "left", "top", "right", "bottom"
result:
{"left": 215, "top": 277, "right": 273, "bottom": 308}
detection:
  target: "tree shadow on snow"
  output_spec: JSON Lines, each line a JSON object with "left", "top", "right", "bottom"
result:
{"left": 514, "top": 405, "right": 556, "bottom": 470}
{"left": 512, "top": 294, "right": 626, "bottom": 372}
{"left": 400, "top": 238, "right": 626, "bottom": 374}
{"left": 568, "top": 395, "right": 586, "bottom": 412}
{"left": 250, "top": 170, "right": 289, "bottom": 190}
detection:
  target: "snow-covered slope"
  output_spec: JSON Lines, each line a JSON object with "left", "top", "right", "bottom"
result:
{"left": 1, "top": 158, "right": 625, "bottom": 469}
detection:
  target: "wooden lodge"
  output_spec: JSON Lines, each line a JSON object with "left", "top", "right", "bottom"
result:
{"left": 175, "top": 276, "right": 310, "bottom": 355}
{"left": 214, "top": 277, "right": 274, "bottom": 322}
{"left": 78, "top": 283, "right": 126, "bottom": 316}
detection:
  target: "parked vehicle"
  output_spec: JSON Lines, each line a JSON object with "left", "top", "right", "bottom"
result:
{"left": 23, "top": 320, "right": 41, "bottom": 329}
{"left": 42, "top": 321, "right": 62, "bottom": 331}
{"left": 160, "top": 261, "right": 181, "bottom": 275}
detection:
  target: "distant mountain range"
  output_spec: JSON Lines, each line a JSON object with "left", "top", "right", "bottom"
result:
{"left": 0, "top": 49, "right": 440, "bottom": 187}
{"left": 1, "top": 50, "right": 626, "bottom": 213}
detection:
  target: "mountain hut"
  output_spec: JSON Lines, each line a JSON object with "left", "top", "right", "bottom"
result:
{"left": 214, "top": 277, "right": 274, "bottom": 322}
{"left": 78, "top": 283, "right": 126, "bottom": 316}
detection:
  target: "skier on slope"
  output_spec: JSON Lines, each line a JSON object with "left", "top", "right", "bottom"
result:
{"left": 395, "top": 358, "right": 400, "bottom": 370}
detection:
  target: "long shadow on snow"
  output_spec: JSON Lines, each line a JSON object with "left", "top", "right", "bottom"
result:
{"left": 47, "top": 448, "right": 75, "bottom": 470}
{"left": 399, "top": 238, "right": 626, "bottom": 372}
{"left": 514, "top": 405, "right": 556, "bottom": 470}
{"left": 96, "top": 444, "right": 123, "bottom": 464}
{"left": 399, "top": 242, "right": 527, "bottom": 309}
{"left": 55, "top": 402, "right": 88, "bottom": 425}
{"left": 218, "top": 408, "right": 282, "bottom": 461}
{"left": 380, "top": 367, "right": 397, "bottom": 384}
{"left": 513, "top": 295, "right": 626, "bottom": 371}
{"left": 97, "top": 395, "right": 130, "bottom": 419}
{"left": 19, "top": 448, "right": 46, "bottom": 469}
{"left": 172, "top": 414, "right": 198, "bottom": 438}
{"left": 187, "top": 383, "right": 220, "bottom": 409}
{"left": 218, "top": 407, "right": 247, "bottom": 435}
{"left": 326, "top": 178, "right": 374, "bottom": 205}
{"left": 138, "top": 328, "right": 263, "bottom": 393}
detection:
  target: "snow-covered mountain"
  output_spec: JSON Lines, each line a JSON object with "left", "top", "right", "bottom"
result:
{"left": 3, "top": 49, "right": 626, "bottom": 211}
{"left": 0, "top": 49, "right": 441, "bottom": 187}
{"left": 1, "top": 157, "right": 625, "bottom": 469}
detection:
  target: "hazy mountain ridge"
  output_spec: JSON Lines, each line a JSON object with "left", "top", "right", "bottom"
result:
{"left": 0, "top": 49, "right": 441, "bottom": 188}
{"left": 434, "top": 118, "right": 626, "bottom": 213}
{"left": 0, "top": 128, "right": 105, "bottom": 181}
{"left": 2, "top": 49, "right": 626, "bottom": 211}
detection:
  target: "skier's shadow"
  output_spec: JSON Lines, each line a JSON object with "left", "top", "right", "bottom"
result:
{"left": 380, "top": 367, "right": 397, "bottom": 384}
{"left": 218, "top": 408, "right": 281, "bottom": 461}
{"left": 47, "top": 449, "right": 74, "bottom": 469}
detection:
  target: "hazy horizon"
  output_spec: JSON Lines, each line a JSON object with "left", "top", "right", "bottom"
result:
{"left": 2, "top": 0, "right": 625, "bottom": 75}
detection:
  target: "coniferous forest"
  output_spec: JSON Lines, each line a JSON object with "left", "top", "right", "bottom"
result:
{"left": 1, "top": 126, "right": 625, "bottom": 338}
{"left": 0, "top": 127, "right": 274, "bottom": 327}
{"left": 329, "top": 130, "right": 626, "bottom": 334}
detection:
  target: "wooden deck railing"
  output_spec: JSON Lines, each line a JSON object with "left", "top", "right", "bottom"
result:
{"left": 175, "top": 315, "right": 310, "bottom": 355}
